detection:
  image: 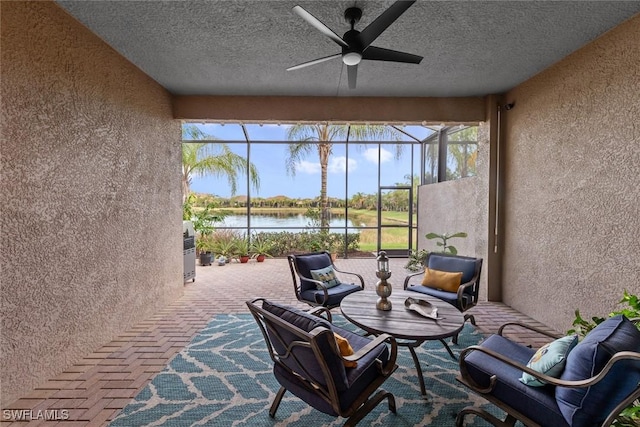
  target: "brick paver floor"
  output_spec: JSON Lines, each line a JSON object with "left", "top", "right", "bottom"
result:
{"left": 1, "top": 257, "right": 559, "bottom": 426}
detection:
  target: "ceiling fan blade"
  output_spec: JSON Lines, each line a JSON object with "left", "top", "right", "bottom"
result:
{"left": 293, "top": 6, "right": 349, "bottom": 48}
{"left": 358, "top": 0, "right": 416, "bottom": 49}
{"left": 347, "top": 65, "right": 358, "bottom": 89}
{"left": 363, "top": 46, "right": 422, "bottom": 64}
{"left": 287, "top": 53, "right": 341, "bottom": 71}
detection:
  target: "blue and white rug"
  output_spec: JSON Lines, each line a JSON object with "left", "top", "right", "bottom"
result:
{"left": 110, "top": 314, "right": 503, "bottom": 426}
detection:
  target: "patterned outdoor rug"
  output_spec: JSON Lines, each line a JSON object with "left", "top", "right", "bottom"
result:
{"left": 110, "top": 314, "right": 501, "bottom": 426}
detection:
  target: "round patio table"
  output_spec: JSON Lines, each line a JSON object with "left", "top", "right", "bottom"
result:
{"left": 340, "top": 289, "right": 464, "bottom": 396}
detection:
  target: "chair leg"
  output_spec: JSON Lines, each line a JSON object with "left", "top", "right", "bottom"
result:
{"left": 456, "top": 406, "right": 517, "bottom": 427}
{"left": 269, "top": 386, "right": 287, "bottom": 418}
{"left": 343, "top": 390, "right": 396, "bottom": 427}
{"left": 453, "top": 313, "right": 477, "bottom": 345}
{"left": 464, "top": 313, "right": 476, "bottom": 326}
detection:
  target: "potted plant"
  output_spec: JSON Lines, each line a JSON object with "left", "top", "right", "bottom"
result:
{"left": 211, "top": 236, "right": 236, "bottom": 266}
{"left": 235, "top": 237, "right": 251, "bottom": 263}
{"left": 250, "top": 234, "right": 273, "bottom": 262}
{"left": 197, "top": 234, "right": 214, "bottom": 266}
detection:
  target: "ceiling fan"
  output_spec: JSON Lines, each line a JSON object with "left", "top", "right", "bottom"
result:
{"left": 287, "top": 1, "right": 423, "bottom": 89}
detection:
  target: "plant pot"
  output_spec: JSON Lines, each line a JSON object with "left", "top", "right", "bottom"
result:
{"left": 256, "top": 254, "right": 266, "bottom": 262}
{"left": 217, "top": 256, "right": 226, "bottom": 266}
{"left": 200, "top": 251, "right": 213, "bottom": 266}
{"left": 240, "top": 255, "right": 250, "bottom": 263}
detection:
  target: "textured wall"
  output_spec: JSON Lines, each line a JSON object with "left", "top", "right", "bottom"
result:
{"left": 417, "top": 122, "right": 491, "bottom": 301}
{"left": 1, "top": 2, "right": 183, "bottom": 405}
{"left": 501, "top": 15, "right": 640, "bottom": 332}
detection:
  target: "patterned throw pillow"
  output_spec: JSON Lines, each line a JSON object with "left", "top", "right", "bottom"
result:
{"left": 520, "top": 335, "right": 578, "bottom": 386}
{"left": 310, "top": 265, "right": 341, "bottom": 289}
{"left": 421, "top": 267, "right": 463, "bottom": 292}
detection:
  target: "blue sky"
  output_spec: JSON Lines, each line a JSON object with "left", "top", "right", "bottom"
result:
{"left": 186, "top": 123, "right": 432, "bottom": 199}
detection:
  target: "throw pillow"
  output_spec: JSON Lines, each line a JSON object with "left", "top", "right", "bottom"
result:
{"left": 520, "top": 335, "right": 578, "bottom": 386}
{"left": 310, "top": 265, "right": 341, "bottom": 289}
{"left": 334, "top": 332, "right": 357, "bottom": 368}
{"left": 421, "top": 267, "right": 463, "bottom": 292}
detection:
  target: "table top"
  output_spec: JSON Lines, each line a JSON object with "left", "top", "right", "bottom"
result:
{"left": 340, "top": 289, "right": 464, "bottom": 341}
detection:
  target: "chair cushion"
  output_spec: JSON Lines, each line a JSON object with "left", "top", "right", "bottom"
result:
{"left": 428, "top": 254, "right": 478, "bottom": 284}
{"left": 310, "top": 265, "right": 341, "bottom": 289}
{"left": 555, "top": 315, "right": 640, "bottom": 427}
{"left": 293, "top": 252, "right": 333, "bottom": 292}
{"left": 463, "top": 334, "right": 569, "bottom": 427}
{"left": 406, "top": 284, "right": 461, "bottom": 308}
{"left": 301, "top": 282, "right": 362, "bottom": 307}
{"left": 521, "top": 335, "right": 578, "bottom": 386}
{"left": 421, "top": 267, "right": 462, "bottom": 292}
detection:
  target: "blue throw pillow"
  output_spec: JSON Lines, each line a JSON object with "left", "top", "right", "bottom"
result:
{"left": 310, "top": 265, "right": 341, "bottom": 289}
{"left": 555, "top": 315, "right": 640, "bottom": 427}
{"left": 521, "top": 335, "right": 578, "bottom": 386}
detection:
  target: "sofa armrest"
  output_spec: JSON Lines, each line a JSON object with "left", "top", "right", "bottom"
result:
{"left": 403, "top": 270, "right": 424, "bottom": 289}
{"left": 345, "top": 333, "right": 398, "bottom": 376}
{"left": 332, "top": 266, "right": 365, "bottom": 288}
{"left": 497, "top": 322, "right": 562, "bottom": 340}
{"left": 308, "top": 306, "right": 332, "bottom": 322}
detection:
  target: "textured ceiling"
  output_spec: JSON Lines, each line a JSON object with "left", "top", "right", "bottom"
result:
{"left": 56, "top": 1, "right": 640, "bottom": 97}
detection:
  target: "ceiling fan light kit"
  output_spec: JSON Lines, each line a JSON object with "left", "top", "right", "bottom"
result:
{"left": 288, "top": 0, "right": 423, "bottom": 89}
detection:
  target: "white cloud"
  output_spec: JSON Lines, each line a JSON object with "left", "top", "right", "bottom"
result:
{"left": 363, "top": 147, "right": 393, "bottom": 164}
{"left": 296, "top": 160, "right": 320, "bottom": 174}
{"left": 329, "top": 156, "right": 357, "bottom": 173}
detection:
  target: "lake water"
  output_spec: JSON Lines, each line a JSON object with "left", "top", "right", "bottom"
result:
{"left": 218, "top": 213, "right": 356, "bottom": 231}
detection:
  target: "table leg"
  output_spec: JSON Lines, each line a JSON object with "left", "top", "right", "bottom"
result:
{"left": 439, "top": 338, "right": 458, "bottom": 360}
{"left": 406, "top": 342, "right": 427, "bottom": 396}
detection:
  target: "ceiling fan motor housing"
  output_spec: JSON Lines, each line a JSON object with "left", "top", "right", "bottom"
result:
{"left": 342, "top": 29, "right": 363, "bottom": 65}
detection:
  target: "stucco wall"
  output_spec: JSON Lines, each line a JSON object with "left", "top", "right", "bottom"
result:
{"left": 501, "top": 15, "right": 640, "bottom": 332}
{"left": 417, "top": 122, "right": 490, "bottom": 301}
{"left": 1, "top": 2, "right": 183, "bottom": 405}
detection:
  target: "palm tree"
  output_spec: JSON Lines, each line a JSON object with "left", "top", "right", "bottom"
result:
{"left": 286, "top": 123, "right": 402, "bottom": 228}
{"left": 182, "top": 125, "right": 259, "bottom": 202}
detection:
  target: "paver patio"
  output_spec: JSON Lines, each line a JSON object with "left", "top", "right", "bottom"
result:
{"left": 1, "top": 257, "right": 557, "bottom": 426}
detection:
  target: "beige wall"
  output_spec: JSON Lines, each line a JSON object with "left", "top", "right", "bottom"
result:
{"left": 500, "top": 15, "right": 640, "bottom": 332}
{"left": 417, "top": 121, "right": 491, "bottom": 301}
{"left": 1, "top": 2, "right": 183, "bottom": 405}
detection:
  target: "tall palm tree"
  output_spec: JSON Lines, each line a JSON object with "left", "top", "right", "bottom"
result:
{"left": 182, "top": 125, "right": 260, "bottom": 202}
{"left": 286, "top": 123, "right": 402, "bottom": 228}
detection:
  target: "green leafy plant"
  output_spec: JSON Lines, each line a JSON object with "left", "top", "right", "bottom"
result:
{"left": 405, "top": 249, "right": 429, "bottom": 272}
{"left": 209, "top": 230, "right": 239, "bottom": 261}
{"left": 250, "top": 234, "right": 273, "bottom": 258}
{"left": 183, "top": 194, "right": 226, "bottom": 237}
{"left": 425, "top": 231, "right": 468, "bottom": 255}
{"left": 568, "top": 290, "right": 640, "bottom": 426}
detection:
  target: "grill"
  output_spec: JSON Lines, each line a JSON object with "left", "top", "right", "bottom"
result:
{"left": 184, "top": 236, "right": 195, "bottom": 250}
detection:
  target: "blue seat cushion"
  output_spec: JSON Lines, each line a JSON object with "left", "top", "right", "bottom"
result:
{"left": 273, "top": 324, "right": 390, "bottom": 415}
{"left": 463, "top": 334, "right": 569, "bottom": 427}
{"left": 556, "top": 315, "right": 640, "bottom": 427}
{"left": 406, "top": 284, "right": 470, "bottom": 309}
{"left": 428, "top": 254, "right": 477, "bottom": 285}
{"left": 301, "top": 282, "right": 362, "bottom": 307}
{"left": 293, "top": 252, "right": 334, "bottom": 292}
